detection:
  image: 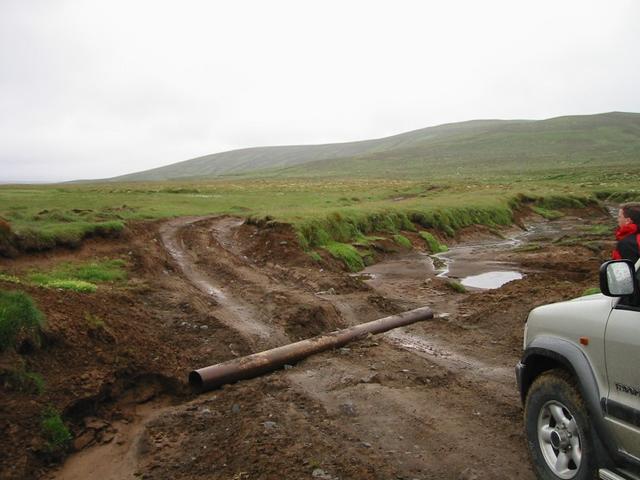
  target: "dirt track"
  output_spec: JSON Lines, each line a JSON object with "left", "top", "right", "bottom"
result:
{"left": 0, "top": 210, "right": 613, "bottom": 480}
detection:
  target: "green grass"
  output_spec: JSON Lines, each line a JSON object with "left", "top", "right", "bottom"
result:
{"left": 296, "top": 202, "right": 517, "bottom": 249}
{"left": 323, "top": 242, "right": 365, "bottom": 271}
{"left": 392, "top": 234, "right": 412, "bottom": 248}
{"left": 0, "top": 163, "right": 627, "bottom": 258}
{"left": 41, "top": 407, "right": 72, "bottom": 452}
{"left": 581, "top": 287, "right": 601, "bottom": 296}
{"left": 29, "top": 278, "right": 97, "bottom": 293}
{"left": 0, "top": 273, "right": 22, "bottom": 284}
{"left": 297, "top": 210, "right": 416, "bottom": 249}
{"left": 21, "top": 258, "right": 127, "bottom": 293}
{"left": 594, "top": 190, "right": 640, "bottom": 203}
{"left": 554, "top": 237, "right": 603, "bottom": 253}
{"left": 447, "top": 280, "right": 467, "bottom": 293}
{"left": 110, "top": 112, "right": 640, "bottom": 181}
{"left": 579, "top": 224, "right": 611, "bottom": 235}
{"left": 44, "top": 259, "right": 126, "bottom": 283}
{"left": 307, "top": 251, "right": 322, "bottom": 262}
{"left": 419, "top": 231, "right": 448, "bottom": 253}
{"left": 535, "top": 194, "right": 596, "bottom": 210}
{"left": 0, "top": 290, "right": 45, "bottom": 351}
{"left": 1, "top": 113, "right": 638, "bottom": 252}
{"left": 531, "top": 206, "right": 564, "bottom": 220}
{"left": 15, "top": 220, "right": 124, "bottom": 251}
{"left": 513, "top": 243, "right": 543, "bottom": 253}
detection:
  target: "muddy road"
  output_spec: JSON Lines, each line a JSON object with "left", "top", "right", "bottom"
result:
{"left": 0, "top": 209, "right": 613, "bottom": 480}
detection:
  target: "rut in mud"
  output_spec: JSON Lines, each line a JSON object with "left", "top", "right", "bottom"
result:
{"left": 1, "top": 208, "right": 614, "bottom": 480}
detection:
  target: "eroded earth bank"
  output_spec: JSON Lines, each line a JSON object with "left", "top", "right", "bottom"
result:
{"left": 0, "top": 207, "right": 614, "bottom": 480}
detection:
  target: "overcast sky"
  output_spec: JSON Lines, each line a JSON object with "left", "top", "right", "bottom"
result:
{"left": 1, "top": 0, "right": 639, "bottom": 183}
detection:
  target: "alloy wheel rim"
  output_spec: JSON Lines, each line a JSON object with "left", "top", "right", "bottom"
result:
{"left": 537, "top": 400, "right": 582, "bottom": 479}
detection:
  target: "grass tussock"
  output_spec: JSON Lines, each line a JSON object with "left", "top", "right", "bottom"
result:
{"left": 41, "top": 407, "right": 72, "bottom": 453}
{"left": 323, "top": 242, "right": 365, "bottom": 272}
{"left": 307, "top": 251, "right": 322, "bottom": 262}
{"left": 531, "top": 206, "right": 564, "bottom": 220}
{"left": 392, "top": 234, "right": 412, "bottom": 248}
{"left": 14, "top": 220, "right": 124, "bottom": 252}
{"left": 0, "top": 290, "right": 46, "bottom": 351}
{"left": 594, "top": 190, "right": 640, "bottom": 203}
{"left": 419, "top": 231, "right": 448, "bottom": 253}
{"left": 447, "top": 280, "right": 467, "bottom": 293}
{"left": 245, "top": 215, "right": 275, "bottom": 227}
{"left": 535, "top": 194, "right": 597, "bottom": 210}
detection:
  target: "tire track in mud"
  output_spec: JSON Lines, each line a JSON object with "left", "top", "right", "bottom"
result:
{"left": 317, "top": 290, "right": 517, "bottom": 399}
{"left": 159, "top": 216, "right": 287, "bottom": 348}
{"left": 158, "top": 215, "right": 534, "bottom": 479}
{"left": 172, "top": 215, "right": 520, "bottom": 395}
{"left": 163, "top": 215, "right": 514, "bottom": 396}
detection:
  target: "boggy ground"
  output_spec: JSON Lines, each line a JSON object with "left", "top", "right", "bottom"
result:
{"left": 0, "top": 208, "right": 614, "bottom": 480}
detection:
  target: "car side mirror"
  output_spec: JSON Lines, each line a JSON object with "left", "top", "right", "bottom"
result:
{"left": 599, "top": 260, "right": 638, "bottom": 297}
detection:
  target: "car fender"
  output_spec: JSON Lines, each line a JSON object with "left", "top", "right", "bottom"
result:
{"left": 521, "top": 335, "right": 617, "bottom": 465}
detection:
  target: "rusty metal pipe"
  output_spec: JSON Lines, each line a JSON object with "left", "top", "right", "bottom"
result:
{"left": 189, "top": 306, "right": 433, "bottom": 392}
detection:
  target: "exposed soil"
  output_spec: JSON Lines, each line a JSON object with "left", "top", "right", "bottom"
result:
{"left": 0, "top": 209, "right": 614, "bottom": 480}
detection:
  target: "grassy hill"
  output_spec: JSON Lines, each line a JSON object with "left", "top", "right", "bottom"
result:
{"left": 109, "top": 112, "right": 640, "bottom": 181}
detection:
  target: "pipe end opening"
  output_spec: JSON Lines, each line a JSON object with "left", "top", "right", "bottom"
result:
{"left": 188, "top": 371, "right": 204, "bottom": 391}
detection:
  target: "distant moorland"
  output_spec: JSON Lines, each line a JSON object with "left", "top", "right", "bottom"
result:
{"left": 1, "top": 112, "right": 639, "bottom": 257}
{"left": 107, "top": 111, "right": 640, "bottom": 182}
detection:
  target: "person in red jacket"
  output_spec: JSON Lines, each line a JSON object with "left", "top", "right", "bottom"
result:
{"left": 613, "top": 202, "right": 640, "bottom": 264}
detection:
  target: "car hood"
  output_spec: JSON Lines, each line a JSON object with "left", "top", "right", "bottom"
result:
{"left": 526, "top": 294, "right": 614, "bottom": 346}
{"left": 568, "top": 293, "right": 607, "bottom": 303}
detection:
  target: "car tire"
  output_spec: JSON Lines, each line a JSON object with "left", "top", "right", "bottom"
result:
{"left": 524, "top": 369, "right": 597, "bottom": 480}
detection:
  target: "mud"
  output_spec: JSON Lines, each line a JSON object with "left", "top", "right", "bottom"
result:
{"left": 0, "top": 209, "right": 614, "bottom": 480}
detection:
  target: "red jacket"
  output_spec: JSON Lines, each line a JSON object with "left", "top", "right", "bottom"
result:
{"left": 612, "top": 223, "right": 640, "bottom": 262}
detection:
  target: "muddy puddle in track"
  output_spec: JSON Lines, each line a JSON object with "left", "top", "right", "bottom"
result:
{"left": 363, "top": 214, "right": 596, "bottom": 290}
{"left": 359, "top": 213, "right": 606, "bottom": 370}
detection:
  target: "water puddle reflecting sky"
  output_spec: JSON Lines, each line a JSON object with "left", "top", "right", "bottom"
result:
{"left": 460, "top": 271, "right": 523, "bottom": 289}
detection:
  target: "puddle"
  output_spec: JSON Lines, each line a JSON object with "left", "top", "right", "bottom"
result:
{"left": 430, "top": 215, "right": 599, "bottom": 282}
{"left": 361, "top": 252, "right": 436, "bottom": 288}
{"left": 460, "top": 271, "right": 523, "bottom": 289}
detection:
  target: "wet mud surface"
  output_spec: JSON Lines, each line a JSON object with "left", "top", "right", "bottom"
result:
{"left": 0, "top": 208, "right": 615, "bottom": 479}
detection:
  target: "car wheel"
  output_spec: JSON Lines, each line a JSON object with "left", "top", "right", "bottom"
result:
{"left": 524, "top": 369, "right": 597, "bottom": 480}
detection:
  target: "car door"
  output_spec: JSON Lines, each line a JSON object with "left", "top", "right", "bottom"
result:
{"left": 604, "top": 303, "right": 640, "bottom": 459}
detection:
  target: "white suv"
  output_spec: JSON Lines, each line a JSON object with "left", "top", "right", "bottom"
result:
{"left": 517, "top": 259, "right": 640, "bottom": 480}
